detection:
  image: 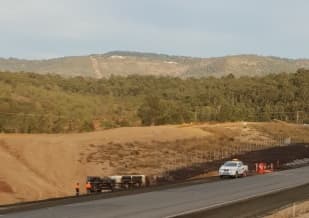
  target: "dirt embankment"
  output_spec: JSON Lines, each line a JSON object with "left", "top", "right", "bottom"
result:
{"left": 0, "top": 122, "right": 308, "bottom": 205}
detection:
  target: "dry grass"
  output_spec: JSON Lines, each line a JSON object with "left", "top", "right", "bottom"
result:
{"left": 97, "top": 56, "right": 188, "bottom": 77}
{"left": 2, "top": 53, "right": 309, "bottom": 78}
{"left": 250, "top": 122, "right": 309, "bottom": 143}
{"left": 0, "top": 122, "right": 308, "bottom": 204}
{"left": 264, "top": 201, "right": 309, "bottom": 218}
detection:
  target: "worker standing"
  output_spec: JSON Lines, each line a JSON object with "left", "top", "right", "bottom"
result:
{"left": 75, "top": 182, "right": 80, "bottom": 196}
{"left": 86, "top": 181, "right": 92, "bottom": 194}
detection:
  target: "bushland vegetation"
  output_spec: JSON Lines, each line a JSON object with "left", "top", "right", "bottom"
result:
{"left": 0, "top": 69, "right": 308, "bottom": 133}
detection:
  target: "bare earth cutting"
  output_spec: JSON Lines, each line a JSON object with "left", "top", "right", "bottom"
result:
{"left": 0, "top": 122, "right": 308, "bottom": 204}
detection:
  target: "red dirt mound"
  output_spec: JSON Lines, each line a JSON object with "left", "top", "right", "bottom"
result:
{"left": 0, "top": 181, "right": 14, "bottom": 193}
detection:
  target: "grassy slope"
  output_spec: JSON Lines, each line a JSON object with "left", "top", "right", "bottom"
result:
{"left": 1, "top": 53, "right": 309, "bottom": 78}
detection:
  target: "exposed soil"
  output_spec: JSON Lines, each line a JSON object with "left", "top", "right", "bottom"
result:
{"left": 0, "top": 181, "right": 13, "bottom": 193}
{"left": 0, "top": 122, "right": 308, "bottom": 205}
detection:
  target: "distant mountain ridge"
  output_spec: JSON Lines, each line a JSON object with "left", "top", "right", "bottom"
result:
{"left": 0, "top": 51, "right": 309, "bottom": 78}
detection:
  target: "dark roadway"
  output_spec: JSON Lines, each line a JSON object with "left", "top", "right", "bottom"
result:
{"left": 2, "top": 166, "right": 309, "bottom": 218}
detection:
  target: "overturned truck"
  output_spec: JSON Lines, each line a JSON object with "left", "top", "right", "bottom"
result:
{"left": 86, "top": 176, "right": 115, "bottom": 193}
{"left": 86, "top": 175, "right": 149, "bottom": 193}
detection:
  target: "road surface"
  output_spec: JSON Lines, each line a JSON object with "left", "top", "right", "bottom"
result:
{"left": 2, "top": 166, "right": 309, "bottom": 218}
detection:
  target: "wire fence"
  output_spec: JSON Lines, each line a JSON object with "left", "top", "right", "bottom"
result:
{"left": 149, "top": 136, "right": 305, "bottom": 182}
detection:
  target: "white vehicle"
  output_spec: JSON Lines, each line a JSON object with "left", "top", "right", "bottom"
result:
{"left": 219, "top": 159, "right": 248, "bottom": 178}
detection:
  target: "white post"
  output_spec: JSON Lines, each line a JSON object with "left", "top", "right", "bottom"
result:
{"left": 292, "top": 202, "right": 296, "bottom": 217}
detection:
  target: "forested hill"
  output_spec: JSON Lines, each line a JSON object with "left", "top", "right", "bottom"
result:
{"left": 1, "top": 52, "right": 309, "bottom": 78}
{"left": 0, "top": 69, "right": 308, "bottom": 133}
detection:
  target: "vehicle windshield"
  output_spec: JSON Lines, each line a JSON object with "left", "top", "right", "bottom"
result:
{"left": 224, "top": 162, "right": 237, "bottom": 167}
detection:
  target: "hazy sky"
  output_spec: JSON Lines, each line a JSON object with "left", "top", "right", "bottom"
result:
{"left": 1, "top": 0, "right": 309, "bottom": 59}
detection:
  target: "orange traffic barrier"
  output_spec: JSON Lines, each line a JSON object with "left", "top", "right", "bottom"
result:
{"left": 256, "top": 162, "right": 274, "bottom": 174}
{"left": 258, "top": 163, "right": 265, "bottom": 174}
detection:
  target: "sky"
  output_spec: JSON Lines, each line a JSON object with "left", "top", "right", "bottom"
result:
{"left": 1, "top": 0, "right": 309, "bottom": 59}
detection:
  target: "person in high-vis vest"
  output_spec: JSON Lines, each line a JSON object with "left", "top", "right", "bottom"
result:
{"left": 75, "top": 182, "right": 80, "bottom": 196}
{"left": 86, "top": 181, "right": 92, "bottom": 194}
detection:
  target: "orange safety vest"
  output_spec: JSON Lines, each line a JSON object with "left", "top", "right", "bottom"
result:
{"left": 258, "top": 163, "right": 265, "bottom": 174}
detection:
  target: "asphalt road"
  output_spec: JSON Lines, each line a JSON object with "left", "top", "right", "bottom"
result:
{"left": 2, "top": 166, "right": 309, "bottom": 218}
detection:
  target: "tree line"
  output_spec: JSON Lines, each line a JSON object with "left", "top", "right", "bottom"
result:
{"left": 0, "top": 69, "right": 308, "bottom": 133}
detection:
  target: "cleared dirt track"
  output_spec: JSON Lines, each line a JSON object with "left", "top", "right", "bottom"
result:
{"left": 2, "top": 166, "right": 309, "bottom": 218}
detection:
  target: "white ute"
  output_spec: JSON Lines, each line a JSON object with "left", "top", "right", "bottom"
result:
{"left": 219, "top": 159, "right": 248, "bottom": 178}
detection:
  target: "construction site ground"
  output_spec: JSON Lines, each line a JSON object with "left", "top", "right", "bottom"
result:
{"left": 0, "top": 121, "right": 308, "bottom": 205}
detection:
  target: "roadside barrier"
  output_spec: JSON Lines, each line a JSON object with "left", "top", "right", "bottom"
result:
{"left": 255, "top": 162, "right": 275, "bottom": 174}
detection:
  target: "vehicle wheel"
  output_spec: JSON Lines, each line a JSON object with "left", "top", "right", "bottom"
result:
{"left": 220, "top": 175, "right": 224, "bottom": 179}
